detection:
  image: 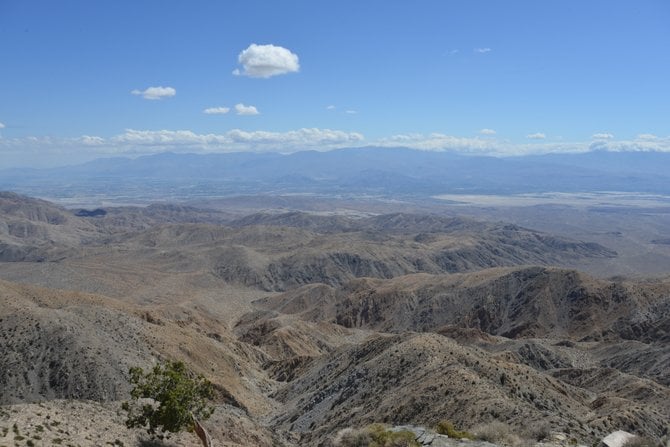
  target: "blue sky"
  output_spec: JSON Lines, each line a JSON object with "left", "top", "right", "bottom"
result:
{"left": 0, "top": 0, "right": 669, "bottom": 167}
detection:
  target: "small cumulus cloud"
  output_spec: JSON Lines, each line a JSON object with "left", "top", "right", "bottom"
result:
{"left": 474, "top": 47, "right": 492, "bottom": 53}
{"left": 131, "top": 86, "right": 176, "bottom": 100}
{"left": 203, "top": 107, "right": 230, "bottom": 115}
{"left": 78, "top": 135, "right": 105, "bottom": 146}
{"left": 326, "top": 105, "right": 336, "bottom": 110}
{"left": 234, "top": 43, "right": 300, "bottom": 78}
{"left": 526, "top": 132, "right": 546, "bottom": 140}
{"left": 592, "top": 133, "right": 614, "bottom": 140}
{"left": 0, "top": 122, "right": 5, "bottom": 129}
{"left": 479, "top": 128, "right": 496, "bottom": 135}
{"left": 235, "top": 103, "right": 259, "bottom": 115}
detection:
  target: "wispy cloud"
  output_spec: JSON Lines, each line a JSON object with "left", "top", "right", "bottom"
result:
{"left": 474, "top": 47, "right": 492, "bottom": 54}
{"left": 526, "top": 132, "right": 546, "bottom": 140}
{"left": 235, "top": 103, "right": 259, "bottom": 115}
{"left": 592, "top": 133, "right": 614, "bottom": 140}
{"left": 131, "top": 86, "right": 176, "bottom": 100}
{"left": 0, "top": 128, "right": 365, "bottom": 162}
{"left": 637, "top": 133, "right": 657, "bottom": 140}
{"left": 326, "top": 105, "right": 336, "bottom": 110}
{"left": 589, "top": 136, "right": 670, "bottom": 153}
{"left": 203, "top": 107, "right": 230, "bottom": 115}
{"left": 105, "top": 128, "right": 363, "bottom": 153}
{"left": 233, "top": 43, "right": 300, "bottom": 78}
{"left": 4, "top": 131, "right": 670, "bottom": 167}
{"left": 376, "top": 133, "right": 670, "bottom": 156}
{"left": 0, "top": 122, "right": 5, "bottom": 129}
{"left": 479, "top": 128, "right": 496, "bottom": 135}
{"left": 345, "top": 110, "right": 358, "bottom": 114}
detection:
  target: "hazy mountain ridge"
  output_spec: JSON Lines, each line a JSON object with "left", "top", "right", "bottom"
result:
{"left": 0, "top": 194, "right": 616, "bottom": 290}
{"left": 3, "top": 149, "right": 670, "bottom": 199}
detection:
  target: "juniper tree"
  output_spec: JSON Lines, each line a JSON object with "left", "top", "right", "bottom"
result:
{"left": 122, "top": 360, "right": 214, "bottom": 445}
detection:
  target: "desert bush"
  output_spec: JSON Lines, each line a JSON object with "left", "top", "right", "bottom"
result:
{"left": 435, "top": 420, "right": 474, "bottom": 440}
{"left": 472, "top": 421, "right": 524, "bottom": 446}
{"left": 523, "top": 420, "right": 551, "bottom": 441}
{"left": 333, "top": 424, "right": 419, "bottom": 447}
{"left": 333, "top": 427, "right": 372, "bottom": 447}
{"left": 623, "top": 436, "right": 663, "bottom": 447}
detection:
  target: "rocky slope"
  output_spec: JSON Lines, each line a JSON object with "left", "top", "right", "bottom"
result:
{"left": 257, "top": 266, "right": 669, "bottom": 340}
{"left": 1, "top": 193, "right": 668, "bottom": 446}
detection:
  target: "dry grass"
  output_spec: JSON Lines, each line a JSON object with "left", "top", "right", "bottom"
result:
{"left": 472, "top": 421, "right": 525, "bottom": 447}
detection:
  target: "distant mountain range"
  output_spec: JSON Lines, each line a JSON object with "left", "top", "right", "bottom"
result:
{"left": 2, "top": 148, "right": 670, "bottom": 200}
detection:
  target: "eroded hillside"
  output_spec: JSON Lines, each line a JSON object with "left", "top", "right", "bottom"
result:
{"left": 1, "top": 193, "right": 668, "bottom": 446}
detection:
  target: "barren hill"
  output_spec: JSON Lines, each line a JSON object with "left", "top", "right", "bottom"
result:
{"left": 269, "top": 332, "right": 669, "bottom": 445}
{"left": 242, "top": 267, "right": 670, "bottom": 444}
{"left": 258, "top": 266, "right": 669, "bottom": 340}
{"left": 1, "top": 193, "right": 669, "bottom": 446}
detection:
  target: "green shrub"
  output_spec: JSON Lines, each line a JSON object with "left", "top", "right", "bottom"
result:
{"left": 334, "top": 424, "right": 420, "bottom": 447}
{"left": 367, "top": 424, "right": 420, "bottom": 447}
{"left": 435, "top": 420, "right": 474, "bottom": 440}
{"left": 121, "top": 360, "right": 214, "bottom": 438}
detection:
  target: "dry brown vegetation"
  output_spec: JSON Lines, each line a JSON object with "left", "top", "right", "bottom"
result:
{"left": 1, "top": 192, "right": 669, "bottom": 446}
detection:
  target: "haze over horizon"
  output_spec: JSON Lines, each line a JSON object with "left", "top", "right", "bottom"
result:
{"left": 2, "top": 4, "right": 670, "bottom": 443}
{"left": 1, "top": 0, "right": 669, "bottom": 168}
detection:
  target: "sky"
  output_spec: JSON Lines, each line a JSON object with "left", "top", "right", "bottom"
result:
{"left": 0, "top": 0, "right": 669, "bottom": 167}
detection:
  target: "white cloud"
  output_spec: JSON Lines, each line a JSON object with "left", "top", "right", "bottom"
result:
{"left": 592, "top": 133, "right": 614, "bottom": 140}
{"left": 326, "top": 105, "right": 336, "bottom": 110}
{"left": 345, "top": 110, "right": 358, "bottom": 114}
{"left": 0, "top": 122, "right": 5, "bottom": 129}
{"left": 78, "top": 135, "right": 105, "bottom": 146}
{"left": 589, "top": 135, "right": 670, "bottom": 153}
{"left": 5, "top": 131, "right": 670, "bottom": 168}
{"left": 376, "top": 133, "right": 670, "bottom": 156}
{"left": 234, "top": 43, "right": 300, "bottom": 78}
{"left": 474, "top": 47, "right": 492, "bottom": 53}
{"left": 479, "top": 128, "right": 496, "bottom": 135}
{"left": 203, "top": 107, "right": 230, "bottom": 115}
{"left": 526, "top": 132, "right": 546, "bottom": 140}
{"left": 378, "top": 133, "right": 592, "bottom": 156}
{"left": 235, "top": 103, "right": 259, "bottom": 115}
{"left": 0, "top": 128, "right": 365, "bottom": 160}
{"left": 637, "top": 133, "right": 657, "bottom": 140}
{"left": 107, "top": 128, "right": 364, "bottom": 153}
{"left": 131, "top": 86, "right": 176, "bottom": 100}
